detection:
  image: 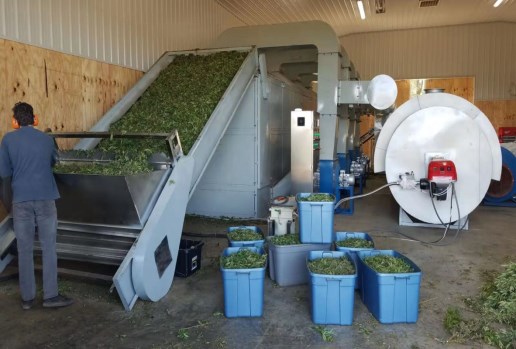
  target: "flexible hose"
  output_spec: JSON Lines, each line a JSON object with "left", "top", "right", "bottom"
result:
{"left": 333, "top": 181, "right": 400, "bottom": 210}
{"left": 393, "top": 182, "right": 466, "bottom": 245}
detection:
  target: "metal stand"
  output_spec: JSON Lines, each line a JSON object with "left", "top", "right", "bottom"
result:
{"left": 354, "top": 174, "right": 366, "bottom": 195}
{"left": 399, "top": 208, "right": 469, "bottom": 230}
{"left": 335, "top": 186, "right": 354, "bottom": 215}
{"left": 338, "top": 153, "right": 349, "bottom": 172}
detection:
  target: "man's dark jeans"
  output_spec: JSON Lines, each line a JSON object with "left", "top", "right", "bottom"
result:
{"left": 12, "top": 200, "right": 58, "bottom": 301}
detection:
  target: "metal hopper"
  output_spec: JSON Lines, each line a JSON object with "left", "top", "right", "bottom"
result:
{"left": 0, "top": 47, "right": 258, "bottom": 310}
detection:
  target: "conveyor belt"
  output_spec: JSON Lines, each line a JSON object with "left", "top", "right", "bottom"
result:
{"left": 0, "top": 46, "right": 259, "bottom": 310}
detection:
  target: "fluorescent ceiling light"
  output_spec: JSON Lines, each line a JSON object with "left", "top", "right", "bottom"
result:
{"left": 357, "top": 0, "right": 366, "bottom": 20}
{"left": 493, "top": 0, "right": 503, "bottom": 7}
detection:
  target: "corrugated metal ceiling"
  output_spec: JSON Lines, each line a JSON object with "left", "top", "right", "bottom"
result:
{"left": 215, "top": 0, "right": 516, "bottom": 36}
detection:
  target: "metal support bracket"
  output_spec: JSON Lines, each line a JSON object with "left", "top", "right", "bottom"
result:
{"left": 338, "top": 80, "right": 370, "bottom": 105}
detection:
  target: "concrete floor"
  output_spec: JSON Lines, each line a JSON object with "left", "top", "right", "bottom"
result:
{"left": 0, "top": 175, "right": 514, "bottom": 349}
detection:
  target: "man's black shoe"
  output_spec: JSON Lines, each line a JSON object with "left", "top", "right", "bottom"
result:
{"left": 21, "top": 299, "right": 34, "bottom": 310}
{"left": 43, "top": 294, "right": 74, "bottom": 308}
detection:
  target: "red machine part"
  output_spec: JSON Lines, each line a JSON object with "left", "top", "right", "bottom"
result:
{"left": 428, "top": 160, "right": 457, "bottom": 183}
{"left": 498, "top": 127, "right": 516, "bottom": 143}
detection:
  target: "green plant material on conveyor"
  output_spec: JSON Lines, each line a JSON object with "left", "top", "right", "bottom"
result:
{"left": 227, "top": 228, "right": 262, "bottom": 242}
{"left": 53, "top": 151, "right": 154, "bottom": 175}
{"left": 55, "top": 51, "right": 247, "bottom": 176}
{"left": 220, "top": 249, "right": 266, "bottom": 269}
{"left": 269, "top": 234, "right": 301, "bottom": 246}
{"left": 336, "top": 238, "right": 374, "bottom": 249}
{"left": 297, "top": 194, "right": 334, "bottom": 202}
{"left": 363, "top": 255, "right": 414, "bottom": 274}
{"left": 308, "top": 257, "right": 355, "bottom": 275}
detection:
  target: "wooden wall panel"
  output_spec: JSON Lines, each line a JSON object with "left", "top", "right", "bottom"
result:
{"left": 393, "top": 76, "right": 515, "bottom": 133}
{"left": 394, "top": 77, "right": 474, "bottom": 107}
{"left": 359, "top": 114, "right": 375, "bottom": 161}
{"left": 0, "top": 38, "right": 143, "bottom": 149}
{"left": 476, "top": 100, "right": 516, "bottom": 132}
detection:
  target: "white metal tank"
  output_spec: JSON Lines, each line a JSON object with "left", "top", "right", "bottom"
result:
{"left": 374, "top": 92, "right": 502, "bottom": 224}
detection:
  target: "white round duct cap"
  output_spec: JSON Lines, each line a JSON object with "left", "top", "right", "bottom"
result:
{"left": 366, "top": 74, "right": 398, "bottom": 110}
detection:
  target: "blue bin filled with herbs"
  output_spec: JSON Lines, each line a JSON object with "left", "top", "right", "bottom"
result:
{"left": 220, "top": 247, "right": 267, "bottom": 318}
{"left": 296, "top": 193, "right": 336, "bottom": 244}
{"left": 307, "top": 250, "right": 357, "bottom": 325}
{"left": 227, "top": 226, "right": 264, "bottom": 248}
{"left": 335, "top": 232, "right": 375, "bottom": 290}
{"left": 357, "top": 250, "right": 422, "bottom": 324}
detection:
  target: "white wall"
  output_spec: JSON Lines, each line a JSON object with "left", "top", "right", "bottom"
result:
{"left": 341, "top": 22, "right": 516, "bottom": 100}
{"left": 0, "top": 0, "right": 243, "bottom": 71}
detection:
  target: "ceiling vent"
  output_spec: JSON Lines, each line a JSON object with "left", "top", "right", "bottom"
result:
{"left": 419, "top": 0, "right": 439, "bottom": 7}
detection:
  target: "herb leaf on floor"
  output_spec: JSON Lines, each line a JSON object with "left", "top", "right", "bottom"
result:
{"left": 312, "top": 325, "right": 335, "bottom": 342}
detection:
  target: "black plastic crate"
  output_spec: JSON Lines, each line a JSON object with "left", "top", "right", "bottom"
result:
{"left": 175, "top": 239, "right": 204, "bottom": 277}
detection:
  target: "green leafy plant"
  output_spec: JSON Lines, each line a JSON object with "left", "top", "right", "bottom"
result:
{"left": 298, "top": 194, "right": 334, "bottom": 202}
{"left": 312, "top": 325, "right": 335, "bottom": 342}
{"left": 443, "top": 262, "right": 516, "bottom": 349}
{"left": 443, "top": 307, "right": 462, "bottom": 333}
{"left": 363, "top": 255, "right": 414, "bottom": 273}
{"left": 308, "top": 257, "right": 355, "bottom": 275}
{"left": 336, "top": 238, "right": 374, "bottom": 248}
{"left": 269, "top": 234, "right": 301, "bottom": 245}
{"left": 227, "top": 228, "right": 263, "bottom": 242}
{"left": 220, "top": 249, "right": 266, "bottom": 269}
{"left": 55, "top": 51, "right": 247, "bottom": 176}
{"left": 480, "top": 263, "right": 516, "bottom": 325}
{"left": 177, "top": 328, "right": 189, "bottom": 340}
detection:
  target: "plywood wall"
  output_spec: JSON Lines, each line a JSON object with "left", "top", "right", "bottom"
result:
{"left": 476, "top": 100, "right": 516, "bottom": 132}
{"left": 359, "top": 114, "right": 375, "bottom": 160}
{"left": 0, "top": 38, "right": 143, "bottom": 149}
{"left": 394, "top": 76, "right": 516, "bottom": 132}
{"left": 395, "top": 77, "right": 475, "bottom": 106}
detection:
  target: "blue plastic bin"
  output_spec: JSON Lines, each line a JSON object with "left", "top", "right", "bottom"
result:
{"left": 227, "top": 226, "right": 265, "bottom": 248}
{"left": 307, "top": 251, "right": 357, "bottom": 325}
{"left": 296, "top": 193, "right": 335, "bottom": 244}
{"left": 221, "top": 247, "right": 266, "bottom": 318}
{"left": 358, "top": 250, "right": 422, "bottom": 324}
{"left": 335, "top": 232, "right": 375, "bottom": 290}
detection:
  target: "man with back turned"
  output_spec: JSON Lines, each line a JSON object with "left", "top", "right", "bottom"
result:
{"left": 0, "top": 102, "right": 73, "bottom": 310}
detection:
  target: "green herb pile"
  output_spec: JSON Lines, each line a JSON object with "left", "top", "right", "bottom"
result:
{"left": 298, "top": 194, "right": 334, "bottom": 202}
{"left": 363, "top": 255, "right": 414, "bottom": 273}
{"left": 308, "top": 257, "right": 355, "bottom": 275}
{"left": 227, "top": 228, "right": 263, "bottom": 242}
{"left": 269, "top": 234, "right": 301, "bottom": 246}
{"left": 221, "top": 249, "right": 267, "bottom": 269}
{"left": 55, "top": 51, "right": 247, "bottom": 176}
{"left": 444, "top": 262, "right": 516, "bottom": 349}
{"left": 312, "top": 325, "right": 335, "bottom": 342}
{"left": 336, "top": 238, "right": 374, "bottom": 249}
